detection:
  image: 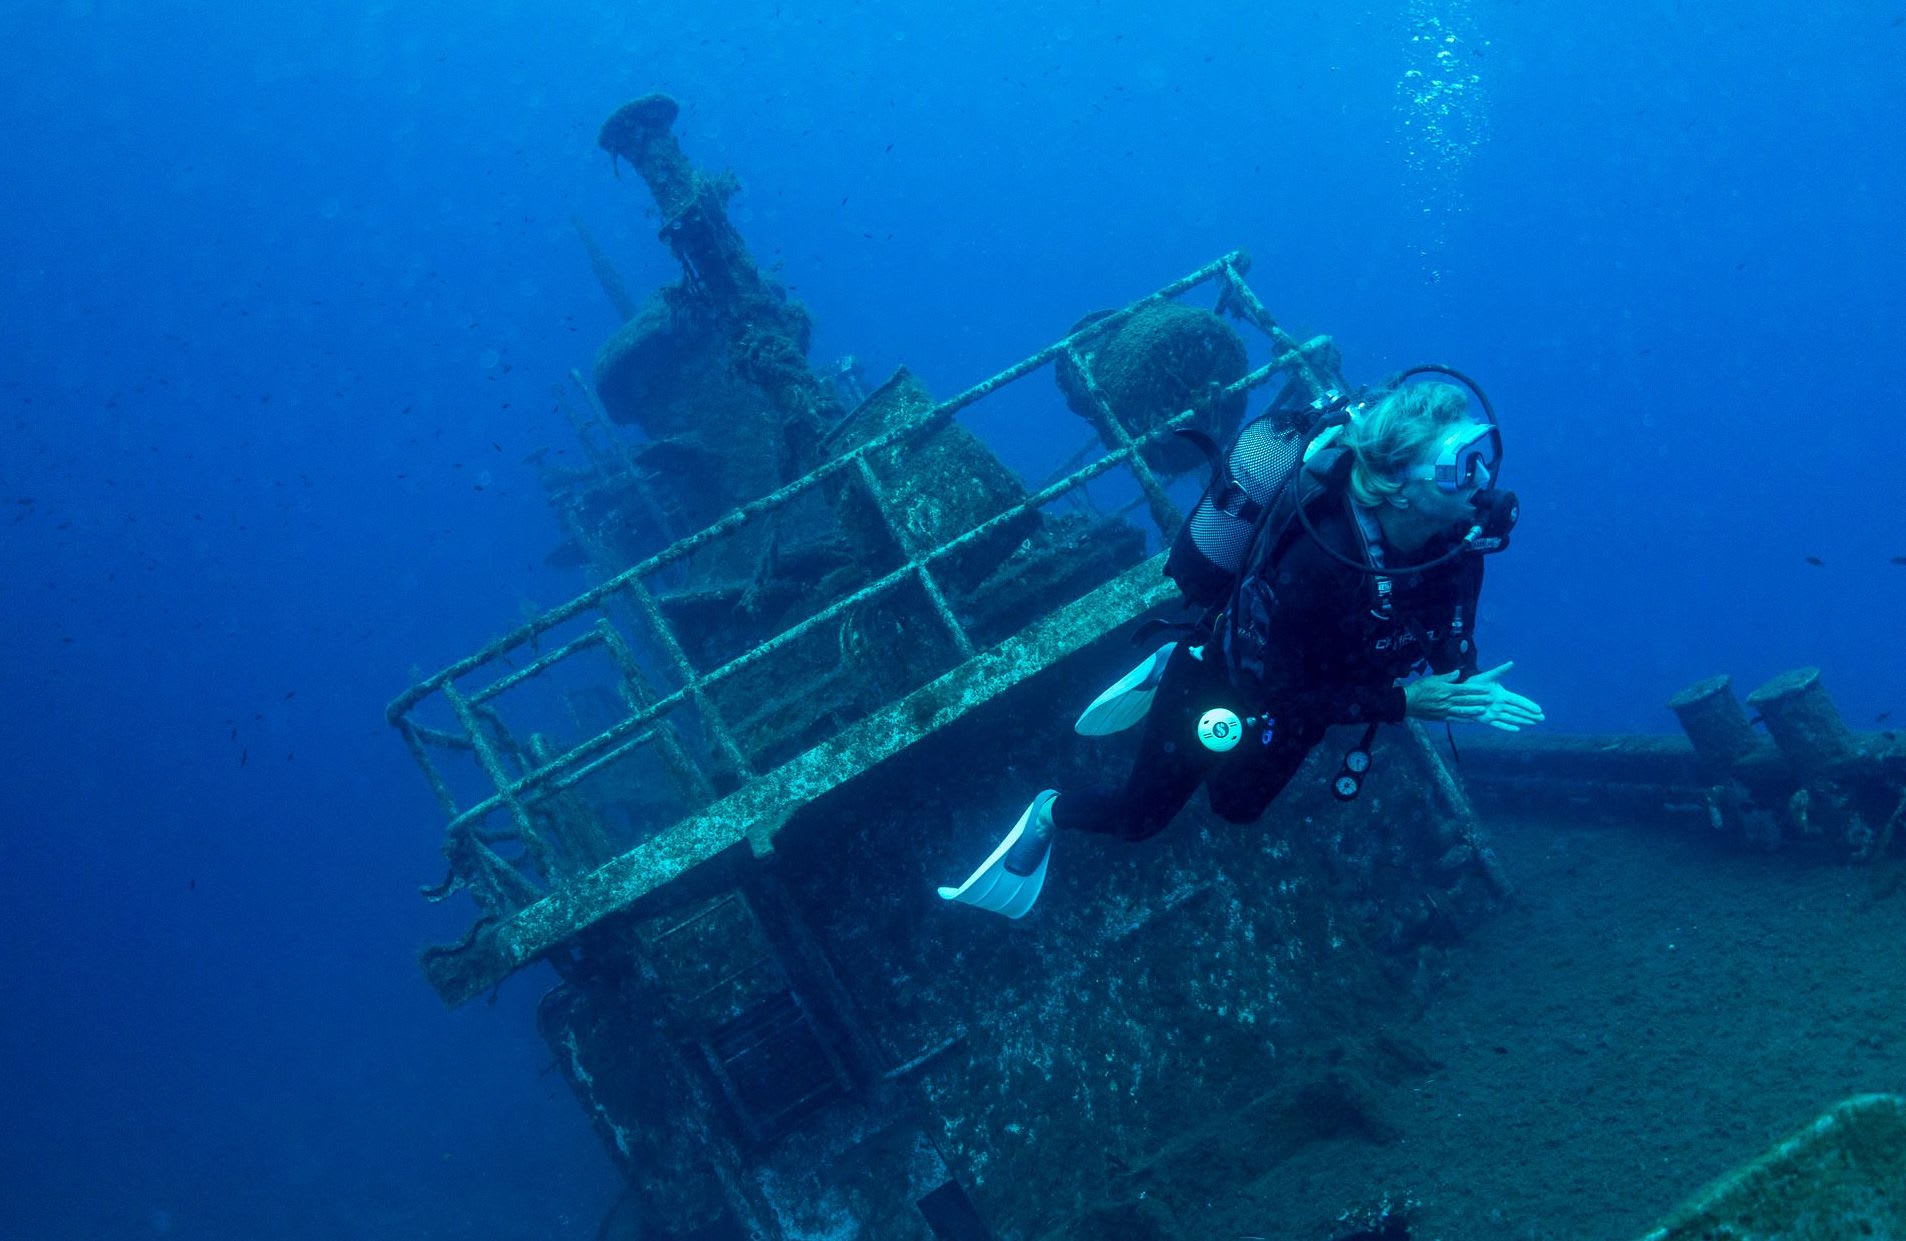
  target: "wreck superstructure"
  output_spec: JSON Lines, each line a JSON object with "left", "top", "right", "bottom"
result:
{"left": 387, "top": 95, "right": 1906, "bottom": 1241}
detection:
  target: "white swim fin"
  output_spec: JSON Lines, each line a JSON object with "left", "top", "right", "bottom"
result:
{"left": 1074, "top": 642, "right": 1176, "bottom": 735}
{"left": 937, "top": 790, "right": 1056, "bottom": 919}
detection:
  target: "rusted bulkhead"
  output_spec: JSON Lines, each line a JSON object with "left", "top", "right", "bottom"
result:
{"left": 540, "top": 682, "right": 1507, "bottom": 1241}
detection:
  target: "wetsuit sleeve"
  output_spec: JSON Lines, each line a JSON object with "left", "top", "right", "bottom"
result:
{"left": 1329, "top": 676, "right": 1409, "bottom": 725}
{"left": 1426, "top": 555, "right": 1484, "bottom": 678}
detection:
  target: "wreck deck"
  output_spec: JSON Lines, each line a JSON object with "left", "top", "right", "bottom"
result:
{"left": 388, "top": 253, "right": 1339, "bottom": 1006}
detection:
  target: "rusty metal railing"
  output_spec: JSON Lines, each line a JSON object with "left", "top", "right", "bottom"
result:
{"left": 390, "top": 252, "right": 1338, "bottom": 1001}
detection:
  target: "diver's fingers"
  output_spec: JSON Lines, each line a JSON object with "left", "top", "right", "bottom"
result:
{"left": 1484, "top": 717, "right": 1523, "bottom": 732}
{"left": 1468, "top": 661, "right": 1515, "bottom": 684}
{"left": 1499, "top": 690, "right": 1545, "bottom": 716}
{"left": 1485, "top": 701, "right": 1544, "bottom": 728}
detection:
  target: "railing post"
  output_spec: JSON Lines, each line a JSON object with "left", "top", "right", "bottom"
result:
{"left": 443, "top": 682, "right": 559, "bottom": 880}
{"left": 399, "top": 718, "right": 460, "bottom": 819}
{"left": 1058, "top": 343, "right": 1184, "bottom": 540}
{"left": 619, "top": 577, "right": 756, "bottom": 779}
{"left": 596, "top": 620, "right": 717, "bottom": 804}
{"left": 849, "top": 456, "right": 977, "bottom": 660}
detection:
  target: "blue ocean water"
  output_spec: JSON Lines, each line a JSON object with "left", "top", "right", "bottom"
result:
{"left": 1, "top": 2, "right": 1900, "bottom": 1238}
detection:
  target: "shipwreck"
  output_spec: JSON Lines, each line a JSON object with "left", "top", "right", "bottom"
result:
{"left": 386, "top": 95, "right": 1906, "bottom": 1241}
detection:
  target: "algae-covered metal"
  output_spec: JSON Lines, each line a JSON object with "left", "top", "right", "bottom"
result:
{"left": 1637, "top": 1094, "right": 1906, "bottom": 1241}
{"left": 390, "top": 248, "right": 1334, "bottom": 1006}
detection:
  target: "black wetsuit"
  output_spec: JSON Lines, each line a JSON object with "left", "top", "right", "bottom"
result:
{"left": 1052, "top": 494, "right": 1483, "bottom": 841}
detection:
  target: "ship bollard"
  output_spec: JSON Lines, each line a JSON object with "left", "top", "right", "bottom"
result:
{"left": 1745, "top": 667, "right": 1859, "bottom": 781}
{"left": 1666, "top": 675, "right": 1763, "bottom": 773}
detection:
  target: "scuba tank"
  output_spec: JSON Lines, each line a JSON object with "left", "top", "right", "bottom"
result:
{"left": 1163, "top": 387, "right": 1349, "bottom": 609}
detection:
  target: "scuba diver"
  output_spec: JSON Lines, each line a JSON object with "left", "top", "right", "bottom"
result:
{"left": 939, "top": 367, "right": 1543, "bottom": 918}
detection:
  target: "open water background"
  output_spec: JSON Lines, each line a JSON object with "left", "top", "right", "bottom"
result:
{"left": 2, "top": 2, "right": 1901, "bottom": 1237}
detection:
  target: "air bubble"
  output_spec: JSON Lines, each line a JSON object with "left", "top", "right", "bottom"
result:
{"left": 1394, "top": 0, "right": 1491, "bottom": 279}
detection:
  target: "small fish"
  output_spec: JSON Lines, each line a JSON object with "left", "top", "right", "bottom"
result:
{"left": 283, "top": 690, "right": 296, "bottom": 701}
{"left": 240, "top": 748, "right": 248, "bottom": 766}
{"left": 1804, "top": 555, "right": 1824, "bottom": 566}
{"left": 1879, "top": 711, "right": 1892, "bottom": 724}
{"left": 1891, "top": 555, "right": 1906, "bottom": 566}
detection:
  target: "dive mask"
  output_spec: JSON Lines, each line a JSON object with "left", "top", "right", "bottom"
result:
{"left": 1412, "top": 418, "right": 1501, "bottom": 494}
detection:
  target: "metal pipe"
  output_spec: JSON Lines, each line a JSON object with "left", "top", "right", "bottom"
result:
{"left": 472, "top": 628, "right": 607, "bottom": 705}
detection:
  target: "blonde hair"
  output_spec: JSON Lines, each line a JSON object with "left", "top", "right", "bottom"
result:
{"left": 1341, "top": 382, "right": 1473, "bottom": 506}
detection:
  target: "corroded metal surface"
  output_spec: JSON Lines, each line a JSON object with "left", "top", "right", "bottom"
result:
{"left": 1637, "top": 1094, "right": 1906, "bottom": 1241}
{"left": 1449, "top": 674, "right": 1904, "bottom": 866}
{"left": 422, "top": 553, "right": 1180, "bottom": 1006}
{"left": 393, "top": 247, "right": 1335, "bottom": 1003}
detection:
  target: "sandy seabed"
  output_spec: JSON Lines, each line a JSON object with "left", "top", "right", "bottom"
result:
{"left": 1214, "top": 813, "right": 1906, "bottom": 1241}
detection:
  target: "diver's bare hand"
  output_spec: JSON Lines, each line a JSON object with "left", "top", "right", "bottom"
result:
{"left": 1457, "top": 661, "right": 1545, "bottom": 731}
{"left": 1405, "top": 662, "right": 1545, "bottom": 731}
{"left": 1405, "top": 669, "right": 1489, "bottom": 722}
